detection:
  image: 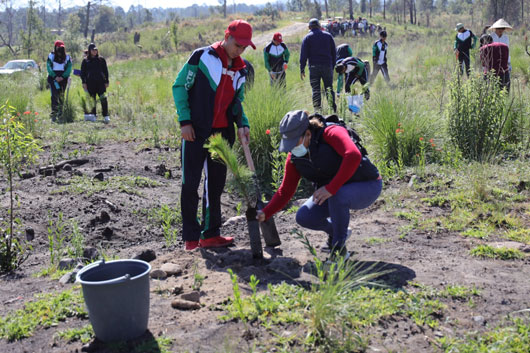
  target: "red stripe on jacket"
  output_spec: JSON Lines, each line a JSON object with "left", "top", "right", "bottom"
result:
{"left": 211, "top": 42, "right": 245, "bottom": 128}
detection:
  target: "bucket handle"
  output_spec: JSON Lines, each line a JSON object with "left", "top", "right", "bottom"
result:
{"left": 76, "top": 259, "right": 133, "bottom": 285}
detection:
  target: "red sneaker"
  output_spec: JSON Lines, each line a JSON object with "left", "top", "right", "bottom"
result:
{"left": 185, "top": 240, "right": 199, "bottom": 251}
{"left": 199, "top": 236, "right": 234, "bottom": 248}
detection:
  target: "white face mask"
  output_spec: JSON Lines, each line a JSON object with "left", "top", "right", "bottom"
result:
{"left": 291, "top": 135, "right": 308, "bottom": 157}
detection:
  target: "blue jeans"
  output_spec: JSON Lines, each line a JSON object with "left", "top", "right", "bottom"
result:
{"left": 296, "top": 179, "right": 382, "bottom": 247}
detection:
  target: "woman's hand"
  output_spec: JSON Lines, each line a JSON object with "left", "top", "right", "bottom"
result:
{"left": 82, "top": 83, "right": 88, "bottom": 92}
{"left": 312, "top": 186, "right": 332, "bottom": 206}
{"left": 256, "top": 210, "right": 266, "bottom": 222}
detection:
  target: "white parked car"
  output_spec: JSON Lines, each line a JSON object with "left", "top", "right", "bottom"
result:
{"left": 0, "top": 60, "right": 40, "bottom": 75}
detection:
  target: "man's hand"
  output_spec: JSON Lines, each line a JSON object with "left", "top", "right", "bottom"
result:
{"left": 300, "top": 72, "right": 305, "bottom": 80}
{"left": 181, "top": 124, "right": 195, "bottom": 142}
{"left": 56, "top": 76, "right": 63, "bottom": 82}
{"left": 82, "top": 83, "right": 88, "bottom": 92}
{"left": 105, "top": 83, "right": 109, "bottom": 88}
{"left": 312, "top": 186, "right": 332, "bottom": 206}
{"left": 256, "top": 210, "right": 266, "bottom": 222}
{"left": 238, "top": 126, "right": 250, "bottom": 145}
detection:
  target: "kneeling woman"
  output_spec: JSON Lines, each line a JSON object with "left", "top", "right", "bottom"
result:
{"left": 257, "top": 110, "right": 382, "bottom": 253}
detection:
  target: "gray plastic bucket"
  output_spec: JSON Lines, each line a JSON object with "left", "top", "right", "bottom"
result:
{"left": 76, "top": 259, "right": 151, "bottom": 342}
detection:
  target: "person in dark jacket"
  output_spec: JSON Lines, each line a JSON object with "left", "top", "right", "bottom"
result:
{"left": 81, "top": 43, "right": 110, "bottom": 123}
{"left": 172, "top": 20, "right": 254, "bottom": 251}
{"left": 264, "top": 32, "right": 290, "bottom": 87}
{"left": 47, "top": 40, "right": 72, "bottom": 122}
{"left": 300, "top": 18, "right": 337, "bottom": 112}
{"left": 370, "top": 30, "right": 390, "bottom": 84}
{"left": 335, "top": 57, "right": 370, "bottom": 100}
{"left": 454, "top": 23, "right": 477, "bottom": 77}
{"left": 257, "top": 110, "right": 382, "bottom": 256}
{"left": 335, "top": 43, "right": 353, "bottom": 95}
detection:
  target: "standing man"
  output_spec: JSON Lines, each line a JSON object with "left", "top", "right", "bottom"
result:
{"left": 335, "top": 57, "right": 370, "bottom": 100}
{"left": 81, "top": 43, "right": 110, "bottom": 123}
{"left": 370, "top": 30, "right": 390, "bottom": 84}
{"left": 264, "top": 32, "right": 290, "bottom": 87}
{"left": 335, "top": 43, "right": 353, "bottom": 95}
{"left": 300, "top": 18, "right": 337, "bottom": 112}
{"left": 172, "top": 20, "right": 254, "bottom": 250}
{"left": 454, "top": 23, "right": 477, "bottom": 77}
{"left": 489, "top": 19, "right": 512, "bottom": 73}
{"left": 47, "top": 40, "right": 72, "bottom": 122}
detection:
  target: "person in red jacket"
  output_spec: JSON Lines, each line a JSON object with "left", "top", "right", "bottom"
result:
{"left": 257, "top": 110, "right": 382, "bottom": 256}
{"left": 479, "top": 34, "right": 510, "bottom": 91}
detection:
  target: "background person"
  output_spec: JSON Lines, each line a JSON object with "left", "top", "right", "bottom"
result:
{"left": 172, "top": 20, "right": 254, "bottom": 251}
{"left": 454, "top": 23, "right": 477, "bottom": 77}
{"left": 335, "top": 43, "right": 353, "bottom": 95}
{"left": 263, "top": 32, "right": 290, "bottom": 87}
{"left": 489, "top": 19, "right": 512, "bottom": 72}
{"left": 257, "top": 110, "right": 382, "bottom": 255}
{"left": 300, "top": 18, "right": 337, "bottom": 112}
{"left": 370, "top": 30, "right": 390, "bottom": 84}
{"left": 46, "top": 40, "right": 72, "bottom": 122}
{"left": 81, "top": 43, "right": 110, "bottom": 123}
{"left": 335, "top": 57, "right": 370, "bottom": 100}
{"left": 479, "top": 34, "right": 510, "bottom": 91}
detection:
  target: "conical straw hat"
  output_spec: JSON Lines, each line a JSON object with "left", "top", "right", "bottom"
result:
{"left": 489, "top": 18, "right": 513, "bottom": 31}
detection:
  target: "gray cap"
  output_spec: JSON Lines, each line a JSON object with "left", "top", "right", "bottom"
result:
{"left": 279, "top": 110, "right": 309, "bottom": 153}
{"left": 308, "top": 18, "right": 320, "bottom": 27}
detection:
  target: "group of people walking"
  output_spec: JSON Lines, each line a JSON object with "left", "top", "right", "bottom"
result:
{"left": 298, "top": 18, "right": 390, "bottom": 112}
{"left": 323, "top": 17, "right": 382, "bottom": 38}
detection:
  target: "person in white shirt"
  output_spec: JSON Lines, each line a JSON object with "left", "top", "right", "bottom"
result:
{"left": 489, "top": 18, "right": 512, "bottom": 70}
{"left": 370, "top": 30, "right": 390, "bottom": 84}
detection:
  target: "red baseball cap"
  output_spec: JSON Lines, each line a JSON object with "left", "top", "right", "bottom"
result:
{"left": 225, "top": 20, "right": 256, "bottom": 50}
{"left": 273, "top": 32, "right": 283, "bottom": 43}
{"left": 54, "top": 40, "right": 65, "bottom": 48}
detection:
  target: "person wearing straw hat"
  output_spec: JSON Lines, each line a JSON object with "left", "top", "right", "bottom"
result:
{"left": 264, "top": 32, "right": 290, "bottom": 87}
{"left": 489, "top": 19, "right": 512, "bottom": 71}
{"left": 256, "top": 110, "right": 382, "bottom": 258}
{"left": 454, "top": 23, "right": 477, "bottom": 77}
{"left": 172, "top": 19, "right": 255, "bottom": 251}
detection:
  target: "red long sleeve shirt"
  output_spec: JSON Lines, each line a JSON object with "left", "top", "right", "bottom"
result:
{"left": 262, "top": 125, "right": 362, "bottom": 219}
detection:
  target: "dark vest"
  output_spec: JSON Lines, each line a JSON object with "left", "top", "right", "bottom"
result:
{"left": 290, "top": 125, "right": 379, "bottom": 188}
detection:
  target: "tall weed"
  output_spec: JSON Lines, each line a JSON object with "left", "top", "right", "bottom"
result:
{"left": 361, "top": 92, "right": 439, "bottom": 168}
{"left": 447, "top": 73, "right": 515, "bottom": 162}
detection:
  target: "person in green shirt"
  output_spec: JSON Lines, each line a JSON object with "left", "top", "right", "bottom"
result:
{"left": 454, "top": 23, "right": 477, "bottom": 77}
{"left": 47, "top": 40, "right": 72, "bottom": 122}
{"left": 263, "top": 32, "right": 290, "bottom": 87}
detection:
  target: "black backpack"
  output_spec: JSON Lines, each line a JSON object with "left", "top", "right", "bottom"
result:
{"left": 312, "top": 113, "right": 379, "bottom": 181}
{"left": 313, "top": 114, "right": 369, "bottom": 156}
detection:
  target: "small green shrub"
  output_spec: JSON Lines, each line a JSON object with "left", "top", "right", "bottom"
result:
{"left": 0, "top": 288, "right": 86, "bottom": 341}
{"left": 470, "top": 244, "right": 525, "bottom": 260}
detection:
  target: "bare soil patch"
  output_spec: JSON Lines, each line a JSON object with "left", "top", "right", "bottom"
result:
{"left": 1, "top": 141, "right": 529, "bottom": 353}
